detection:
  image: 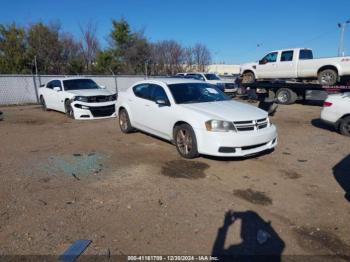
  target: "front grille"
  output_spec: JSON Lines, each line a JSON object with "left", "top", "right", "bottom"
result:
{"left": 89, "top": 105, "right": 115, "bottom": 117}
{"left": 233, "top": 118, "right": 269, "bottom": 132}
{"left": 242, "top": 142, "right": 268, "bottom": 151}
{"left": 87, "top": 95, "right": 115, "bottom": 103}
{"left": 225, "top": 83, "right": 236, "bottom": 89}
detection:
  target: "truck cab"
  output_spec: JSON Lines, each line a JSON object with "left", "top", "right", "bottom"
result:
{"left": 240, "top": 48, "right": 350, "bottom": 85}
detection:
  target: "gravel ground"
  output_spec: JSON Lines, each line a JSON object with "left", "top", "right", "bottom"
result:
{"left": 0, "top": 101, "right": 349, "bottom": 261}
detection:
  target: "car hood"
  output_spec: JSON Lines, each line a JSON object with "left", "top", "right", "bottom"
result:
{"left": 241, "top": 62, "right": 257, "bottom": 69}
{"left": 179, "top": 100, "right": 267, "bottom": 121}
{"left": 66, "top": 89, "right": 113, "bottom": 97}
{"left": 206, "top": 80, "right": 225, "bottom": 85}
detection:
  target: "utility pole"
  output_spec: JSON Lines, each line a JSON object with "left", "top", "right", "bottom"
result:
{"left": 338, "top": 19, "right": 350, "bottom": 57}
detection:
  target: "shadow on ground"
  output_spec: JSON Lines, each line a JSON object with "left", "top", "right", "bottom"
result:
{"left": 311, "top": 119, "right": 336, "bottom": 133}
{"left": 333, "top": 154, "right": 350, "bottom": 203}
{"left": 212, "top": 210, "right": 285, "bottom": 262}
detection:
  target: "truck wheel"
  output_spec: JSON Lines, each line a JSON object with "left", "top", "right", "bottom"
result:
{"left": 318, "top": 69, "right": 338, "bottom": 85}
{"left": 276, "top": 88, "right": 297, "bottom": 105}
{"left": 339, "top": 116, "right": 350, "bottom": 136}
{"left": 242, "top": 72, "right": 255, "bottom": 83}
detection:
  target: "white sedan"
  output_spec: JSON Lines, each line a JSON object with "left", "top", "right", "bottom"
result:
{"left": 39, "top": 78, "right": 117, "bottom": 120}
{"left": 116, "top": 78, "right": 277, "bottom": 158}
{"left": 321, "top": 92, "right": 350, "bottom": 136}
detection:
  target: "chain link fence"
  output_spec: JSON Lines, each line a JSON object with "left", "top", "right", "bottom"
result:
{"left": 0, "top": 75, "right": 146, "bottom": 105}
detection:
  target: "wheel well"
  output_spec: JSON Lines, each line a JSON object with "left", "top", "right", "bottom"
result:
{"left": 118, "top": 106, "right": 125, "bottom": 113}
{"left": 172, "top": 121, "right": 190, "bottom": 139}
{"left": 318, "top": 65, "right": 338, "bottom": 75}
{"left": 242, "top": 70, "right": 255, "bottom": 76}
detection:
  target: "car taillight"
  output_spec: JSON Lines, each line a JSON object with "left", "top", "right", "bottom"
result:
{"left": 323, "top": 101, "right": 333, "bottom": 107}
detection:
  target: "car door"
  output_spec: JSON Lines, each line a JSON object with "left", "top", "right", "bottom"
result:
{"left": 276, "top": 50, "right": 297, "bottom": 78}
{"left": 44, "top": 80, "right": 58, "bottom": 109}
{"left": 128, "top": 83, "right": 152, "bottom": 129}
{"left": 51, "top": 80, "right": 65, "bottom": 112}
{"left": 256, "top": 52, "right": 278, "bottom": 79}
{"left": 143, "top": 84, "right": 174, "bottom": 139}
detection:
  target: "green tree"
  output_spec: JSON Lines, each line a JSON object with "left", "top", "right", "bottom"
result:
{"left": 26, "top": 22, "right": 64, "bottom": 74}
{"left": 0, "top": 23, "right": 29, "bottom": 73}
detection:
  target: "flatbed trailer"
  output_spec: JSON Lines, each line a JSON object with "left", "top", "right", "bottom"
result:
{"left": 240, "top": 80, "right": 350, "bottom": 105}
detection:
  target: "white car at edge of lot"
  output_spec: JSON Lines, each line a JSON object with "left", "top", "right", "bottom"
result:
{"left": 321, "top": 92, "right": 350, "bottom": 136}
{"left": 116, "top": 78, "right": 277, "bottom": 158}
{"left": 39, "top": 77, "right": 117, "bottom": 120}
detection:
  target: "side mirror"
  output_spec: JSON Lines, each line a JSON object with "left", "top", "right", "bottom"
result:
{"left": 53, "top": 87, "right": 61, "bottom": 92}
{"left": 155, "top": 98, "right": 170, "bottom": 107}
{"left": 259, "top": 59, "right": 267, "bottom": 65}
{"left": 100, "top": 85, "right": 106, "bottom": 89}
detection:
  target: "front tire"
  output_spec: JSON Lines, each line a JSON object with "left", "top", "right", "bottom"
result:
{"left": 40, "top": 96, "right": 48, "bottom": 111}
{"left": 119, "top": 109, "right": 134, "bottom": 133}
{"left": 65, "top": 100, "right": 75, "bottom": 119}
{"left": 174, "top": 124, "right": 199, "bottom": 159}
{"left": 242, "top": 72, "right": 255, "bottom": 84}
{"left": 318, "top": 69, "right": 338, "bottom": 85}
{"left": 276, "top": 88, "right": 297, "bottom": 105}
{"left": 339, "top": 116, "right": 350, "bottom": 136}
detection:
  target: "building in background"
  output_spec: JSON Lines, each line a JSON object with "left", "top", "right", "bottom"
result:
{"left": 207, "top": 64, "right": 240, "bottom": 76}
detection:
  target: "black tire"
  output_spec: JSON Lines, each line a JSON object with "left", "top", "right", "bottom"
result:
{"left": 339, "top": 116, "right": 350, "bottom": 136}
{"left": 276, "top": 88, "right": 297, "bottom": 105}
{"left": 64, "top": 100, "right": 75, "bottom": 119}
{"left": 318, "top": 69, "right": 338, "bottom": 85}
{"left": 40, "top": 96, "right": 48, "bottom": 111}
{"left": 119, "top": 109, "right": 134, "bottom": 133}
{"left": 242, "top": 71, "right": 255, "bottom": 83}
{"left": 174, "top": 124, "right": 199, "bottom": 159}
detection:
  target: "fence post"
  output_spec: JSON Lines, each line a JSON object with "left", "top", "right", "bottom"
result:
{"left": 32, "top": 74, "right": 39, "bottom": 103}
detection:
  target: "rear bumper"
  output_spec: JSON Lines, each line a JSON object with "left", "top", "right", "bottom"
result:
{"left": 72, "top": 101, "right": 116, "bottom": 120}
{"left": 195, "top": 124, "right": 278, "bottom": 157}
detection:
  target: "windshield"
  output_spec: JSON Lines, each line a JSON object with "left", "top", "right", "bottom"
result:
{"left": 168, "top": 83, "right": 230, "bottom": 104}
{"left": 204, "top": 74, "right": 220, "bottom": 80}
{"left": 63, "top": 79, "right": 100, "bottom": 91}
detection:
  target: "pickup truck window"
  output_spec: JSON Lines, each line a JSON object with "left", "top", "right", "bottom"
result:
{"left": 299, "top": 49, "right": 313, "bottom": 60}
{"left": 262, "top": 52, "right": 278, "bottom": 63}
{"left": 281, "top": 51, "right": 294, "bottom": 62}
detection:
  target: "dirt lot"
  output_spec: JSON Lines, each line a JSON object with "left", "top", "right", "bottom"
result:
{"left": 0, "top": 101, "right": 349, "bottom": 261}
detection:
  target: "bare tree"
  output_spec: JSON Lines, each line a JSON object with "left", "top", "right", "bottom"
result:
{"left": 192, "top": 43, "right": 211, "bottom": 72}
{"left": 150, "top": 40, "right": 184, "bottom": 75}
{"left": 79, "top": 21, "right": 99, "bottom": 73}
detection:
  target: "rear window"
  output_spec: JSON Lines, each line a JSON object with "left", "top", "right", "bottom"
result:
{"left": 299, "top": 49, "right": 313, "bottom": 60}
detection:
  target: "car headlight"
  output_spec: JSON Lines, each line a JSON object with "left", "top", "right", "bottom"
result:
{"left": 205, "top": 120, "right": 236, "bottom": 132}
{"left": 74, "top": 96, "right": 89, "bottom": 102}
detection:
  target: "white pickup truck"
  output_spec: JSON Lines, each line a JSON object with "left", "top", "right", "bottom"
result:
{"left": 240, "top": 48, "right": 350, "bottom": 85}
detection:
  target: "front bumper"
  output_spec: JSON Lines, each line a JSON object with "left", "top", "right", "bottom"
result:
{"left": 194, "top": 124, "right": 277, "bottom": 157}
{"left": 72, "top": 101, "right": 116, "bottom": 120}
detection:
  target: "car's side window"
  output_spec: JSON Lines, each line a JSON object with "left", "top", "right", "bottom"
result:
{"left": 46, "top": 81, "right": 54, "bottom": 89}
{"left": 133, "top": 84, "right": 151, "bottom": 100}
{"left": 150, "top": 84, "right": 169, "bottom": 102}
{"left": 262, "top": 52, "right": 278, "bottom": 63}
{"left": 280, "top": 51, "right": 294, "bottom": 62}
{"left": 52, "top": 80, "right": 62, "bottom": 90}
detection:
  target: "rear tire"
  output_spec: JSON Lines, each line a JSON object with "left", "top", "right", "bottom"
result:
{"left": 339, "top": 116, "right": 350, "bottom": 136}
{"left": 174, "top": 124, "right": 199, "bottom": 159}
{"left": 242, "top": 72, "right": 255, "bottom": 83}
{"left": 276, "top": 88, "right": 297, "bottom": 105}
{"left": 119, "top": 109, "right": 134, "bottom": 133}
{"left": 318, "top": 69, "right": 338, "bottom": 85}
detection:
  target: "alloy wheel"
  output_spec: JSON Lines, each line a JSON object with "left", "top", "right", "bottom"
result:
{"left": 176, "top": 129, "right": 193, "bottom": 156}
